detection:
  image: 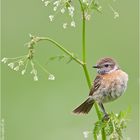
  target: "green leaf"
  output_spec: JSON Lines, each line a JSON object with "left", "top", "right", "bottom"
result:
{"left": 49, "top": 56, "right": 58, "bottom": 61}
{"left": 48, "top": 55, "right": 65, "bottom": 62}
{"left": 66, "top": 56, "right": 73, "bottom": 64}
{"left": 93, "top": 120, "right": 107, "bottom": 138}
{"left": 105, "top": 120, "right": 114, "bottom": 136}
{"left": 58, "top": 55, "right": 65, "bottom": 60}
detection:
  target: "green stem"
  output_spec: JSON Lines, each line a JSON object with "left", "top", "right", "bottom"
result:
{"left": 36, "top": 37, "right": 84, "bottom": 66}
{"left": 82, "top": 64, "right": 91, "bottom": 89}
{"left": 82, "top": 11, "right": 86, "bottom": 63}
{"left": 80, "top": 3, "right": 106, "bottom": 140}
{"left": 78, "top": 0, "right": 84, "bottom": 11}
{"left": 101, "top": 128, "right": 106, "bottom": 140}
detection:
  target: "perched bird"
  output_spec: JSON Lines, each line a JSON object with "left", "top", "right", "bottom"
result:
{"left": 73, "top": 57, "right": 128, "bottom": 118}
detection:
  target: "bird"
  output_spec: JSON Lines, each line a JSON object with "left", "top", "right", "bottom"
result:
{"left": 73, "top": 57, "right": 128, "bottom": 119}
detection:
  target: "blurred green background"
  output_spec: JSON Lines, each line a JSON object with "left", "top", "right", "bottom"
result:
{"left": 1, "top": 0, "right": 139, "bottom": 140}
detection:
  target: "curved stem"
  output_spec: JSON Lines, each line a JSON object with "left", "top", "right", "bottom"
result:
{"left": 34, "top": 37, "right": 84, "bottom": 66}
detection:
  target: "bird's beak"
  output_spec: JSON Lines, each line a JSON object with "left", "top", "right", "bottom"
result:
{"left": 92, "top": 65, "right": 99, "bottom": 68}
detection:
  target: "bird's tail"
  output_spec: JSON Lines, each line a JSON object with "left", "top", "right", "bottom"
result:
{"left": 72, "top": 97, "right": 94, "bottom": 114}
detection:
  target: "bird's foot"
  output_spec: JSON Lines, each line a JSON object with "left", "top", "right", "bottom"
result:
{"left": 102, "top": 114, "right": 110, "bottom": 121}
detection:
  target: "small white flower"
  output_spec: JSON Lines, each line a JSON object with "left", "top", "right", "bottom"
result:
{"left": 49, "top": 15, "right": 54, "bottom": 22}
{"left": 97, "top": 6, "right": 102, "bottom": 11}
{"left": 63, "top": 23, "right": 68, "bottom": 29}
{"left": 41, "top": 0, "right": 45, "bottom": 1}
{"left": 1, "top": 57, "right": 8, "bottom": 63}
{"left": 34, "top": 75, "right": 38, "bottom": 81}
{"left": 71, "top": 21, "right": 76, "bottom": 27}
{"left": 69, "top": 12, "right": 74, "bottom": 17}
{"left": 14, "top": 66, "right": 20, "bottom": 71}
{"left": 8, "top": 63, "right": 14, "bottom": 69}
{"left": 68, "top": 6, "right": 75, "bottom": 17}
{"left": 48, "top": 74, "right": 55, "bottom": 80}
{"left": 30, "top": 69, "right": 37, "bottom": 75}
{"left": 85, "top": 13, "right": 91, "bottom": 21}
{"left": 83, "top": 131, "right": 90, "bottom": 139}
{"left": 18, "top": 60, "right": 24, "bottom": 65}
{"left": 53, "top": 6, "right": 57, "bottom": 11}
{"left": 53, "top": 1, "right": 60, "bottom": 6}
{"left": 21, "top": 69, "right": 26, "bottom": 75}
{"left": 44, "top": 1, "right": 50, "bottom": 7}
{"left": 114, "top": 11, "right": 119, "bottom": 19}
{"left": 68, "top": 6, "right": 75, "bottom": 12}
{"left": 61, "top": 8, "right": 65, "bottom": 14}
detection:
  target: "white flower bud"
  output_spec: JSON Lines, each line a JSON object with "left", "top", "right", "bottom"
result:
{"left": 114, "top": 12, "right": 119, "bottom": 19}
{"left": 18, "top": 60, "right": 24, "bottom": 65}
{"left": 44, "top": 1, "right": 50, "bottom": 7}
{"left": 48, "top": 74, "right": 55, "bottom": 80}
{"left": 14, "top": 66, "right": 20, "bottom": 71}
{"left": 84, "top": 13, "right": 91, "bottom": 21}
{"left": 63, "top": 23, "right": 68, "bottom": 29}
{"left": 53, "top": 6, "right": 57, "bottom": 11}
{"left": 8, "top": 63, "right": 14, "bottom": 69}
{"left": 1, "top": 57, "right": 8, "bottom": 63}
{"left": 30, "top": 69, "right": 37, "bottom": 75}
{"left": 21, "top": 69, "right": 26, "bottom": 75}
{"left": 71, "top": 21, "right": 76, "bottom": 27}
{"left": 53, "top": 1, "right": 60, "bottom": 6}
{"left": 61, "top": 8, "right": 65, "bottom": 14}
{"left": 97, "top": 6, "right": 102, "bottom": 11}
{"left": 49, "top": 15, "right": 54, "bottom": 22}
{"left": 34, "top": 75, "right": 38, "bottom": 81}
{"left": 83, "top": 131, "right": 90, "bottom": 139}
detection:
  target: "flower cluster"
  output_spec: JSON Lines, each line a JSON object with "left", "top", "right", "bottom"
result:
{"left": 1, "top": 35, "right": 55, "bottom": 81}
{"left": 42, "top": 0, "right": 76, "bottom": 29}
{"left": 1, "top": 55, "right": 38, "bottom": 80}
{"left": 41, "top": 0, "right": 119, "bottom": 29}
{"left": 1, "top": 55, "right": 55, "bottom": 81}
{"left": 82, "top": 0, "right": 119, "bottom": 20}
{"left": 82, "top": 0, "right": 102, "bottom": 20}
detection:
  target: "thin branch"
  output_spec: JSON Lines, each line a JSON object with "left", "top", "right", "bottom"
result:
{"left": 78, "top": 0, "right": 84, "bottom": 11}
{"left": 31, "top": 36, "right": 84, "bottom": 66}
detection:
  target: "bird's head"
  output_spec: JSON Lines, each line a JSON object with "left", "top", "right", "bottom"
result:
{"left": 93, "top": 57, "right": 119, "bottom": 75}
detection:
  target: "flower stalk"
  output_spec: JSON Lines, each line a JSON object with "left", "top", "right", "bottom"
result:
{"left": 79, "top": 0, "right": 106, "bottom": 139}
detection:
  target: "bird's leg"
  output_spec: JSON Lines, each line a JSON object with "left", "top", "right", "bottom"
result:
{"left": 98, "top": 103, "right": 109, "bottom": 121}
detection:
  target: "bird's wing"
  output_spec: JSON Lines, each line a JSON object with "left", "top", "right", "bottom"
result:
{"left": 89, "top": 75, "right": 102, "bottom": 96}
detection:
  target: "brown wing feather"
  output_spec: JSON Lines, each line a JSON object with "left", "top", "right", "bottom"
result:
{"left": 89, "top": 75, "right": 102, "bottom": 96}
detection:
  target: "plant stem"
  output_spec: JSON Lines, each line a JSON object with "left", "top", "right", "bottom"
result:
{"left": 80, "top": 3, "right": 106, "bottom": 140}
{"left": 82, "top": 64, "right": 91, "bottom": 88}
{"left": 82, "top": 11, "right": 86, "bottom": 63}
{"left": 35, "top": 37, "right": 84, "bottom": 66}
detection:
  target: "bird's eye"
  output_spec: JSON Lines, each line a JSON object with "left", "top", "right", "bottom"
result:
{"left": 104, "top": 64, "right": 109, "bottom": 67}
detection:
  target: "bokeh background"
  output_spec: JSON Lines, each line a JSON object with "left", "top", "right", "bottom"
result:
{"left": 1, "top": 0, "right": 139, "bottom": 140}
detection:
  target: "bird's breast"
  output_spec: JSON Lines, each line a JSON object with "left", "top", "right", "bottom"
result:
{"left": 94, "top": 70, "right": 128, "bottom": 103}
